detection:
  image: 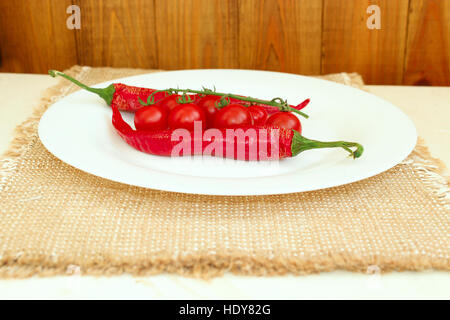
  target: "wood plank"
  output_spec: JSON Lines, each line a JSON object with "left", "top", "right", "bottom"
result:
{"left": 322, "top": 0, "right": 409, "bottom": 84}
{"left": 74, "top": 0, "right": 158, "bottom": 69}
{"left": 404, "top": 0, "right": 450, "bottom": 86}
{"left": 154, "top": 0, "right": 239, "bottom": 69}
{"left": 0, "top": 0, "right": 77, "bottom": 73}
{"left": 238, "top": 0, "right": 322, "bottom": 75}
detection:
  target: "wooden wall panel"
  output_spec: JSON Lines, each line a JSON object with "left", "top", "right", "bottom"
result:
{"left": 74, "top": 0, "right": 158, "bottom": 69}
{"left": 0, "top": 0, "right": 76, "bottom": 73}
{"left": 0, "top": 0, "right": 449, "bottom": 85}
{"left": 403, "top": 0, "right": 450, "bottom": 86}
{"left": 322, "top": 0, "right": 409, "bottom": 84}
{"left": 238, "top": 0, "right": 322, "bottom": 75}
{"left": 153, "top": 0, "right": 239, "bottom": 69}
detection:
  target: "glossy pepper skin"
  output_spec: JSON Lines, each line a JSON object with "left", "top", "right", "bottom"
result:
{"left": 111, "top": 104, "right": 363, "bottom": 161}
{"left": 112, "top": 104, "right": 293, "bottom": 160}
{"left": 111, "top": 83, "right": 168, "bottom": 111}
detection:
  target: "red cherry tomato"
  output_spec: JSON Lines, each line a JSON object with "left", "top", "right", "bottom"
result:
{"left": 266, "top": 112, "right": 301, "bottom": 133}
{"left": 156, "top": 94, "right": 182, "bottom": 113}
{"left": 247, "top": 105, "right": 268, "bottom": 126}
{"left": 134, "top": 105, "right": 168, "bottom": 131}
{"left": 168, "top": 103, "right": 206, "bottom": 131}
{"left": 213, "top": 104, "right": 254, "bottom": 128}
{"left": 196, "top": 95, "right": 221, "bottom": 127}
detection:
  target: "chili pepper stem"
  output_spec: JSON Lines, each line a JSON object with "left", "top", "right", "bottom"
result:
{"left": 291, "top": 130, "right": 364, "bottom": 159}
{"left": 48, "top": 70, "right": 115, "bottom": 105}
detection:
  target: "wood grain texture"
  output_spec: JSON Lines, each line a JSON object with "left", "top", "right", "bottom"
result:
{"left": 0, "top": 0, "right": 77, "bottom": 73}
{"left": 404, "top": 0, "right": 450, "bottom": 85}
{"left": 0, "top": 0, "right": 449, "bottom": 85}
{"left": 322, "top": 0, "right": 409, "bottom": 84}
{"left": 238, "top": 0, "right": 322, "bottom": 75}
{"left": 74, "top": 0, "right": 158, "bottom": 69}
{"left": 154, "top": 0, "right": 239, "bottom": 69}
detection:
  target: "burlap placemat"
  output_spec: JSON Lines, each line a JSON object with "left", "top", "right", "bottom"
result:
{"left": 0, "top": 66, "right": 448, "bottom": 278}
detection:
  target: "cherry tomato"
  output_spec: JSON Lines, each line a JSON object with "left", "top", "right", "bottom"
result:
{"left": 196, "top": 95, "right": 221, "bottom": 127}
{"left": 134, "top": 105, "right": 168, "bottom": 131}
{"left": 156, "top": 94, "right": 182, "bottom": 113}
{"left": 213, "top": 104, "right": 254, "bottom": 128}
{"left": 266, "top": 112, "right": 301, "bottom": 133}
{"left": 168, "top": 103, "right": 206, "bottom": 131}
{"left": 247, "top": 105, "right": 268, "bottom": 126}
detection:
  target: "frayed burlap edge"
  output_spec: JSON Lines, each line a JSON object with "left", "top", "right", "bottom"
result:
{"left": 0, "top": 66, "right": 448, "bottom": 279}
{"left": 1, "top": 250, "right": 449, "bottom": 279}
{"left": 0, "top": 66, "right": 90, "bottom": 193}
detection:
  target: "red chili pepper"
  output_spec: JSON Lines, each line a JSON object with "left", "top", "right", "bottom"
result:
{"left": 111, "top": 83, "right": 168, "bottom": 111}
{"left": 49, "top": 70, "right": 310, "bottom": 116}
{"left": 49, "top": 70, "right": 166, "bottom": 112}
{"left": 112, "top": 104, "right": 363, "bottom": 160}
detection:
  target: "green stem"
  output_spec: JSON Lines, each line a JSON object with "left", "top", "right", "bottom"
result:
{"left": 48, "top": 70, "right": 115, "bottom": 105}
{"left": 291, "top": 130, "right": 364, "bottom": 159}
{"left": 144, "top": 88, "right": 309, "bottom": 119}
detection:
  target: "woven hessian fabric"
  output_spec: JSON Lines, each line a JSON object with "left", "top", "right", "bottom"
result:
{"left": 0, "top": 66, "right": 448, "bottom": 278}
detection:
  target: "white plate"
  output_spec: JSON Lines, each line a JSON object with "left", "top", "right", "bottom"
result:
{"left": 39, "top": 70, "right": 417, "bottom": 195}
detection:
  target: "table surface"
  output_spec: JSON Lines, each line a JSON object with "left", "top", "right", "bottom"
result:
{"left": 0, "top": 73, "right": 449, "bottom": 299}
